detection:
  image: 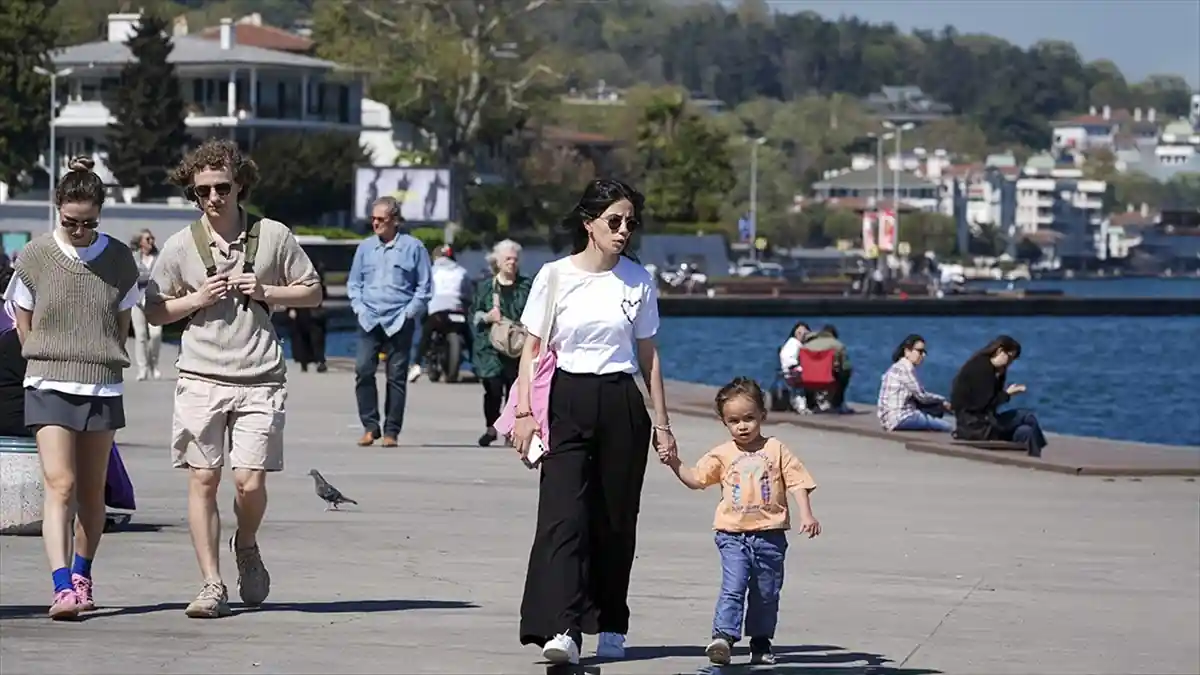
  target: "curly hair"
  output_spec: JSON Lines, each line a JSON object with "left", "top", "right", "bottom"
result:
{"left": 169, "top": 138, "right": 260, "bottom": 201}
{"left": 714, "top": 376, "right": 767, "bottom": 417}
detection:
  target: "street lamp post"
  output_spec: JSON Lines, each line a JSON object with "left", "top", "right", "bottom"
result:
{"left": 33, "top": 65, "right": 74, "bottom": 232}
{"left": 748, "top": 136, "right": 766, "bottom": 261}
{"left": 881, "top": 121, "right": 915, "bottom": 256}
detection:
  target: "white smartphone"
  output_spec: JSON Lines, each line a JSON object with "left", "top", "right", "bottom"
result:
{"left": 522, "top": 433, "right": 547, "bottom": 469}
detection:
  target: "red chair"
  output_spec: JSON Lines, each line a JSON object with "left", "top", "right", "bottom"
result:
{"left": 797, "top": 349, "right": 838, "bottom": 391}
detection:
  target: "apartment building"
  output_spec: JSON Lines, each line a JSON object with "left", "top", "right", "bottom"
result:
{"left": 35, "top": 12, "right": 370, "bottom": 196}
{"left": 1015, "top": 153, "right": 1107, "bottom": 263}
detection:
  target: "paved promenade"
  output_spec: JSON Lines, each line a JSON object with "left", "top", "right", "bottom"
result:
{"left": 2, "top": 347, "right": 1198, "bottom": 674}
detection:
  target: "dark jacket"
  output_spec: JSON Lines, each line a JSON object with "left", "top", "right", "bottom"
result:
{"left": 0, "top": 327, "right": 29, "bottom": 437}
{"left": 949, "top": 354, "right": 1009, "bottom": 440}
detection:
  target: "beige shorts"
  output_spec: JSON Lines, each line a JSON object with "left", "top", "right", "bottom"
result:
{"left": 171, "top": 377, "right": 287, "bottom": 472}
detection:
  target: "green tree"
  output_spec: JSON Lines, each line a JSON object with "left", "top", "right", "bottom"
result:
{"left": 0, "top": 0, "right": 59, "bottom": 190}
{"left": 899, "top": 211, "right": 957, "bottom": 257}
{"left": 634, "top": 88, "right": 735, "bottom": 223}
{"left": 106, "top": 12, "right": 188, "bottom": 201}
{"left": 313, "top": 0, "right": 559, "bottom": 169}
{"left": 249, "top": 131, "right": 369, "bottom": 225}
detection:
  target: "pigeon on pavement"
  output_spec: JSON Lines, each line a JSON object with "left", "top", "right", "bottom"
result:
{"left": 308, "top": 469, "right": 358, "bottom": 510}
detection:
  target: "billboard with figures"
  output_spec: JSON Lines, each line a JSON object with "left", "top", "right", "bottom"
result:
{"left": 354, "top": 167, "right": 453, "bottom": 224}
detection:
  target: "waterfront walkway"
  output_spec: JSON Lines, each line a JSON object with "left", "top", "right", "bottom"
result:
{"left": 2, "top": 348, "right": 1198, "bottom": 674}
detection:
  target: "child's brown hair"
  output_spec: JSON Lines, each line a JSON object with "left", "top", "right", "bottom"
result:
{"left": 714, "top": 376, "right": 767, "bottom": 416}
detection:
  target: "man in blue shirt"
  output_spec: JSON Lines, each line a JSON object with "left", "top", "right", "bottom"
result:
{"left": 347, "top": 196, "right": 432, "bottom": 447}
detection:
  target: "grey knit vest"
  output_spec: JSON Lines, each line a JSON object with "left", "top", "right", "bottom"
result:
{"left": 14, "top": 234, "right": 139, "bottom": 385}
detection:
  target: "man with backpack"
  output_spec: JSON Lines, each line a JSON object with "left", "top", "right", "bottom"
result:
{"left": 144, "top": 139, "right": 322, "bottom": 619}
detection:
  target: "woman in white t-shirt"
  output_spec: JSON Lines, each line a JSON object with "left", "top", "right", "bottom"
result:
{"left": 512, "top": 179, "right": 677, "bottom": 665}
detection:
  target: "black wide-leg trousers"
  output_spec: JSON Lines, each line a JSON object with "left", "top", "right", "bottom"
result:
{"left": 519, "top": 369, "right": 653, "bottom": 647}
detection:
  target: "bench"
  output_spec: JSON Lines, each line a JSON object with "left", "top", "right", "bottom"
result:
{"left": 0, "top": 436, "right": 44, "bottom": 535}
{"left": 951, "top": 440, "right": 1028, "bottom": 452}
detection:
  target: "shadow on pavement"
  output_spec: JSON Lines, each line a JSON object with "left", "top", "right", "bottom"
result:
{"left": 0, "top": 598, "right": 478, "bottom": 620}
{"left": 539, "top": 644, "right": 941, "bottom": 675}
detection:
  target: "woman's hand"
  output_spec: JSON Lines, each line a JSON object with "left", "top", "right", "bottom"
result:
{"left": 485, "top": 308, "right": 502, "bottom": 324}
{"left": 512, "top": 413, "right": 538, "bottom": 457}
{"left": 653, "top": 426, "right": 677, "bottom": 464}
{"left": 1006, "top": 383, "right": 1026, "bottom": 396}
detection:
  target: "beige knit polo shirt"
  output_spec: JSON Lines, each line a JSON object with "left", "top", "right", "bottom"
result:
{"left": 145, "top": 214, "right": 319, "bottom": 385}
{"left": 14, "top": 233, "right": 140, "bottom": 385}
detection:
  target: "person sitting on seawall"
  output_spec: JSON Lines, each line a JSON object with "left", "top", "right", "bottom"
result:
{"left": 949, "top": 335, "right": 1048, "bottom": 457}
{"left": 877, "top": 334, "right": 953, "bottom": 432}
{"left": 798, "top": 324, "right": 853, "bottom": 414}
{"left": 0, "top": 266, "right": 28, "bottom": 438}
{"left": 409, "top": 245, "right": 474, "bottom": 382}
{"left": 774, "top": 321, "right": 809, "bottom": 411}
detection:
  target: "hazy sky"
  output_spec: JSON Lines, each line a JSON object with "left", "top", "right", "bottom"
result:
{"left": 762, "top": 0, "right": 1200, "bottom": 86}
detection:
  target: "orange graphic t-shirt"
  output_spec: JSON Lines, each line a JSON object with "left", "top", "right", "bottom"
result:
{"left": 691, "top": 437, "right": 817, "bottom": 532}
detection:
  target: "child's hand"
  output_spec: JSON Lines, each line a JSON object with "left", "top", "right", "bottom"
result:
{"left": 656, "top": 443, "right": 677, "bottom": 465}
{"left": 800, "top": 515, "right": 821, "bottom": 539}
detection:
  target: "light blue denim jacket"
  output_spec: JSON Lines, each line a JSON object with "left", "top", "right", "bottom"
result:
{"left": 346, "top": 233, "right": 432, "bottom": 336}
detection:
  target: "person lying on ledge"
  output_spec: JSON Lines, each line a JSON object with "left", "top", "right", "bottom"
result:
{"left": 877, "top": 334, "right": 953, "bottom": 432}
{"left": 949, "top": 335, "right": 1048, "bottom": 457}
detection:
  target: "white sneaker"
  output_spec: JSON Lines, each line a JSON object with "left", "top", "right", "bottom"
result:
{"left": 596, "top": 632, "right": 626, "bottom": 658}
{"left": 541, "top": 633, "right": 580, "bottom": 665}
{"left": 136, "top": 368, "right": 148, "bottom": 381}
{"left": 150, "top": 367, "right": 162, "bottom": 380}
{"left": 407, "top": 365, "right": 422, "bottom": 382}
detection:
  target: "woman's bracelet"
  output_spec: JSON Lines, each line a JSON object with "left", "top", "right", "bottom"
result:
{"left": 653, "top": 423, "right": 672, "bottom": 432}
{"left": 515, "top": 410, "right": 533, "bottom": 419}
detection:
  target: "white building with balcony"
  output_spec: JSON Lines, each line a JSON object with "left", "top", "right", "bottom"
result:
{"left": 37, "top": 13, "right": 371, "bottom": 196}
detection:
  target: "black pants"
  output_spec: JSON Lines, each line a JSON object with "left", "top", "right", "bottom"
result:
{"left": 481, "top": 359, "right": 519, "bottom": 429}
{"left": 519, "top": 370, "right": 652, "bottom": 647}
{"left": 291, "top": 308, "right": 327, "bottom": 366}
{"left": 995, "top": 408, "right": 1048, "bottom": 457}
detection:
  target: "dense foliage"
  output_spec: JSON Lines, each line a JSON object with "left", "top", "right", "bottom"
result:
{"left": 106, "top": 12, "right": 189, "bottom": 201}
{"left": 251, "top": 131, "right": 370, "bottom": 225}
{"left": 0, "top": 0, "right": 59, "bottom": 189}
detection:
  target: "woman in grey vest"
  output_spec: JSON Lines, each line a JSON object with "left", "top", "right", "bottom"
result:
{"left": 129, "top": 228, "right": 162, "bottom": 379}
{"left": 1, "top": 157, "right": 141, "bottom": 620}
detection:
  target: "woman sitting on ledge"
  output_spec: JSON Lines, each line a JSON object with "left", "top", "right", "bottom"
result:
{"left": 877, "top": 334, "right": 952, "bottom": 432}
{"left": 0, "top": 266, "right": 29, "bottom": 437}
{"left": 950, "top": 335, "right": 1048, "bottom": 457}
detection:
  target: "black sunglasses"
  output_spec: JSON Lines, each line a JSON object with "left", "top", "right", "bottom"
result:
{"left": 601, "top": 214, "right": 639, "bottom": 232}
{"left": 189, "top": 183, "right": 234, "bottom": 201}
{"left": 60, "top": 215, "right": 100, "bottom": 230}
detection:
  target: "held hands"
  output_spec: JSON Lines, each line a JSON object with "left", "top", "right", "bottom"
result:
{"left": 1006, "top": 383, "right": 1027, "bottom": 396}
{"left": 653, "top": 426, "right": 677, "bottom": 465}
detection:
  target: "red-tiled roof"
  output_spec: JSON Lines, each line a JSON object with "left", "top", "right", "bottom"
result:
{"left": 198, "top": 23, "right": 313, "bottom": 53}
{"left": 1052, "top": 115, "right": 1115, "bottom": 127}
{"left": 541, "top": 126, "right": 617, "bottom": 146}
{"left": 1023, "top": 230, "right": 1066, "bottom": 245}
{"left": 1108, "top": 212, "right": 1158, "bottom": 228}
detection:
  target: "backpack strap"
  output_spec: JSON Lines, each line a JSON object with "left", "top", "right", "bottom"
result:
{"left": 239, "top": 219, "right": 263, "bottom": 310}
{"left": 189, "top": 220, "right": 217, "bottom": 277}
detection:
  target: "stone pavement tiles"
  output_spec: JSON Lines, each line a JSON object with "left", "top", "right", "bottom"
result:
{"left": 2, "top": 350, "right": 1198, "bottom": 674}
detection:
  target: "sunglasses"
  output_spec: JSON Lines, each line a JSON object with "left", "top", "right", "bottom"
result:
{"left": 913, "top": 347, "right": 927, "bottom": 355}
{"left": 601, "top": 214, "right": 640, "bottom": 232}
{"left": 189, "top": 183, "right": 234, "bottom": 201}
{"left": 60, "top": 215, "right": 100, "bottom": 230}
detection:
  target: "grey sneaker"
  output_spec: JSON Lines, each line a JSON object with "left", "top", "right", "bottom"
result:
{"left": 185, "top": 581, "right": 232, "bottom": 619}
{"left": 750, "top": 649, "right": 777, "bottom": 665}
{"left": 230, "top": 534, "right": 271, "bottom": 606}
{"left": 705, "top": 637, "right": 732, "bottom": 665}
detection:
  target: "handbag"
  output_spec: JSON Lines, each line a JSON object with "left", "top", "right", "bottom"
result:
{"left": 493, "top": 265, "right": 559, "bottom": 446}
{"left": 488, "top": 278, "right": 527, "bottom": 359}
{"left": 104, "top": 443, "right": 136, "bottom": 511}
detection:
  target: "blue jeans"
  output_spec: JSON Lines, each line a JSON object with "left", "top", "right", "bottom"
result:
{"left": 712, "top": 529, "right": 788, "bottom": 644}
{"left": 354, "top": 322, "right": 415, "bottom": 438}
{"left": 894, "top": 411, "right": 954, "bottom": 432}
{"left": 996, "top": 408, "right": 1048, "bottom": 457}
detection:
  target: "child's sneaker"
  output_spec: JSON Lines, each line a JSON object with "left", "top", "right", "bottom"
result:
{"left": 596, "top": 632, "right": 626, "bottom": 658}
{"left": 705, "top": 636, "right": 732, "bottom": 665}
{"left": 48, "top": 589, "right": 82, "bottom": 620}
{"left": 541, "top": 633, "right": 580, "bottom": 665}
{"left": 71, "top": 574, "right": 95, "bottom": 611}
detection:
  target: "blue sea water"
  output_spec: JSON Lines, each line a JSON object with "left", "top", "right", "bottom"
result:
{"left": 307, "top": 278, "right": 1200, "bottom": 448}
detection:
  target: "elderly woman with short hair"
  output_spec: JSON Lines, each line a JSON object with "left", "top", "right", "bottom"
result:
{"left": 471, "top": 239, "right": 532, "bottom": 446}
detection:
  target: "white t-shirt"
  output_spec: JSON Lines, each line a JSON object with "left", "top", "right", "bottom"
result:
{"left": 520, "top": 255, "right": 660, "bottom": 375}
{"left": 779, "top": 336, "right": 802, "bottom": 371}
{"left": 2, "top": 232, "right": 142, "bottom": 396}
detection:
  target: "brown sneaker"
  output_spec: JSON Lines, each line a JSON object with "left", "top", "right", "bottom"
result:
{"left": 380, "top": 436, "right": 398, "bottom": 447}
{"left": 356, "top": 431, "right": 377, "bottom": 446}
{"left": 230, "top": 534, "right": 271, "bottom": 607}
